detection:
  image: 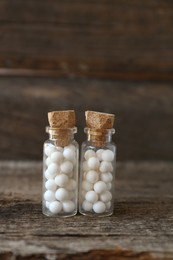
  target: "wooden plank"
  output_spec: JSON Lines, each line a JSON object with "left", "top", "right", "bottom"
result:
{"left": 0, "top": 77, "right": 173, "bottom": 161}
{"left": 0, "top": 0, "right": 173, "bottom": 79}
{"left": 0, "top": 161, "right": 173, "bottom": 259}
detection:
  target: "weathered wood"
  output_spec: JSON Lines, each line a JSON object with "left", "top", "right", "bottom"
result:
{"left": 0, "top": 161, "right": 173, "bottom": 259}
{"left": 0, "top": 77, "right": 173, "bottom": 161}
{"left": 0, "top": 0, "right": 173, "bottom": 79}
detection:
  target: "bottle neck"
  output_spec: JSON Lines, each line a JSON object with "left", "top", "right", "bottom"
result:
{"left": 85, "top": 128, "right": 115, "bottom": 147}
{"left": 46, "top": 127, "right": 77, "bottom": 146}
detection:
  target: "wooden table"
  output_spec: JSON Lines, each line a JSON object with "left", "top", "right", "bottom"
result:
{"left": 0, "top": 161, "right": 173, "bottom": 259}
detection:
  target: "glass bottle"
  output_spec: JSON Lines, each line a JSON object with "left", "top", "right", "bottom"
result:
{"left": 42, "top": 127, "right": 79, "bottom": 217}
{"left": 79, "top": 128, "right": 116, "bottom": 217}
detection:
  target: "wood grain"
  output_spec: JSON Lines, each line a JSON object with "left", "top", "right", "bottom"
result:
{"left": 0, "top": 161, "right": 173, "bottom": 259}
{"left": 0, "top": 77, "right": 173, "bottom": 161}
{"left": 0, "top": 0, "right": 173, "bottom": 79}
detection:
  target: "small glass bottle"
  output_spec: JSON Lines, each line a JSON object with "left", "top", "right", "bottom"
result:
{"left": 42, "top": 111, "right": 78, "bottom": 217}
{"left": 79, "top": 111, "right": 116, "bottom": 217}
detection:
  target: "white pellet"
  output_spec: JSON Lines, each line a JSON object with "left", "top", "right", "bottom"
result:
{"left": 45, "top": 145, "right": 56, "bottom": 156}
{"left": 48, "top": 163, "right": 60, "bottom": 176}
{"left": 100, "top": 191, "right": 112, "bottom": 203}
{"left": 100, "top": 172, "right": 113, "bottom": 183}
{"left": 86, "top": 170, "right": 99, "bottom": 184}
{"left": 63, "top": 148, "right": 76, "bottom": 162}
{"left": 82, "top": 200, "right": 93, "bottom": 211}
{"left": 101, "top": 149, "right": 114, "bottom": 162}
{"left": 49, "top": 201, "right": 62, "bottom": 214}
{"left": 55, "top": 174, "right": 69, "bottom": 187}
{"left": 84, "top": 149, "right": 96, "bottom": 160}
{"left": 87, "top": 157, "right": 100, "bottom": 170}
{"left": 55, "top": 188, "right": 69, "bottom": 201}
{"left": 94, "top": 181, "right": 107, "bottom": 194}
{"left": 51, "top": 151, "right": 64, "bottom": 164}
{"left": 99, "top": 161, "right": 113, "bottom": 173}
{"left": 96, "top": 149, "right": 104, "bottom": 161}
{"left": 63, "top": 200, "right": 75, "bottom": 213}
{"left": 64, "top": 144, "right": 76, "bottom": 151}
{"left": 45, "top": 179, "right": 57, "bottom": 191}
{"left": 60, "top": 161, "right": 73, "bottom": 174}
{"left": 93, "top": 201, "right": 106, "bottom": 214}
{"left": 44, "top": 190, "right": 55, "bottom": 202}
{"left": 85, "top": 190, "right": 98, "bottom": 203}
{"left": 45, "top": 169, "right": 55, "bottom": 180}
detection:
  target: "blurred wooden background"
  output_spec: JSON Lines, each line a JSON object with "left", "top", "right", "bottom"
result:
{"left": 0, "top": 0, "right": 173, "bottom": 161}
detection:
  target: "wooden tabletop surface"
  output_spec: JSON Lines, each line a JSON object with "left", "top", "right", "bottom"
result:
{"left": 0, "top": 161, "right": 172, "bottom": 259}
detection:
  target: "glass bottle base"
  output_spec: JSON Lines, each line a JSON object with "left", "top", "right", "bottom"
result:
{"left": 79, "top": 209, "right": 113, "bottom": 217}
{"left": 42, "top": 208, "right": 77, "bottom": 218}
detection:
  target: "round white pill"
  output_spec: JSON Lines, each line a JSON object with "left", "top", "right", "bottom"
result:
{"left": 87, "top": 157, "right": 100, "bottom": 170}
{"left": 82, "top": 161, "right": 89, "bottom": 172}
{"left": 96, "top": 149, "right": 104, "bottom": 161}
{"left": 82, "top": 200, "right": 93, "bottom": 211}
{"left": 46, "top": 157, "right": 52, "bottom": 167}
{"left": 99, "top": 161, "right": 113, "bottom": 173}
{"left": 49, "top": 201, "right": 62, "bottom": 214}
{"left": 44, "top": 169, "right": 55, "bottom": 180}
{"left": 51, "top": 151, "right": 63, "bottom": 164}
{"left": 55, "top": 188, "right": 69, "bottom": 201}
{"left": 48, "top": 163, "right": 59, "bottom": 176}
{"left": 45, "top": 145, "right": 56, "bottom": 156}
{"left": 100, "top": 191, "right": 112, "bottom": 203}
{"left": 94, "top": 181, "right": 107, "bottom": 194}
{"left": 102, "top": 150, "right": 114, "bottom": 162}
{"left": 66, "top": 179, "right": 76, "bottom": 191}
{"left": 44, "top": 190, "right": 55, "bottom": 202}
{"left": 63, "top": 148, "right": 76, "bottom": 162}
{"left": 63, "top": 200, "right": 75, "bottom": 213}
{"left": 100, "top": 172, "right": 113, "bottom": 183}
{"left": 82, "top": 180, "right": 93, "bottom": 191}
{"left": 64, "top": 144, "right": 76, "bottom": 151}
{"left": 55, "top": 174, "right": 69, "bottom": 187}
{"left": 93, "top": 201, "right": 106, "bottom": 214}
{"left": 86, "top": 170, "right": 99, "bottom": 184}
{"left": 60, "top": 161, "right": 73, "bottom": 174}
{"left": 45, "top": 179, "right": 57, "bottom": 191}
{"left": 84, "top": 149, "right": 96, "bottom": 160}
{"left": 106, "top": 201, "right": 111, "bottom": 210}
{"left": 85, "top": 190, "right": 98, "bottom": 203}
{"left": 107, "top": 182, "right": 112, "bottom": 191}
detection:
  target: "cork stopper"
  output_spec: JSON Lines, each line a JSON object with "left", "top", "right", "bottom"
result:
{"left": 48, "top": 110, "right": 76, "bottom": 128}
{"left": 47, "top": 110, "right": 76, "bottom": 146}
{"left": 85, "top": 111, "right": 115, "bottom": 147}
{"left": 85, "top": 111, "right": 115, "bottom": 129}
